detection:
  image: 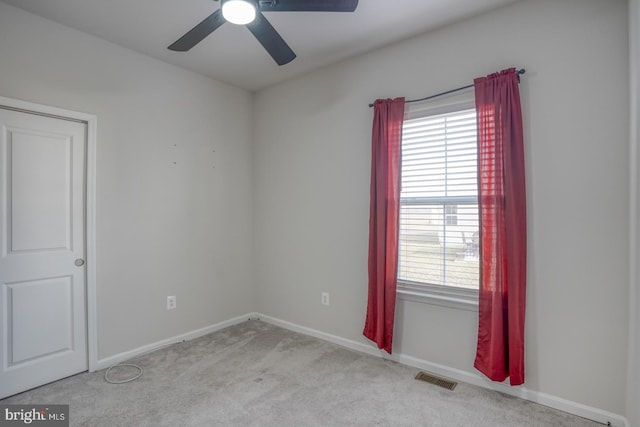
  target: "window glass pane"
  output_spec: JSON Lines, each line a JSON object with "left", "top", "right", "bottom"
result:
{"left": 398, "top": 108, "right": 479, "bottom": 290}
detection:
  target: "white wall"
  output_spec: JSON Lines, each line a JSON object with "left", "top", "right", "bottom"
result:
{"left": 628, "top": 0, "right": 640, "bottom": 425}
{"left": 253, "top": 0, "right": 629, "bottom": 417}
{"left": 0, "top": 3, "right": 255, "bottom": 359}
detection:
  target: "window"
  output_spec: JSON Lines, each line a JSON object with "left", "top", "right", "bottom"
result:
{"left": 445, "top": 205, "right": 458, "bottom": 226}
{"left": 397, "top": 104, "right": 479, "bottom": 306}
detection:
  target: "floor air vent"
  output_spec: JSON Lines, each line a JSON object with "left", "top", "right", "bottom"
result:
{"left": 415, "top": 371, "right": 458, "bottom": 391}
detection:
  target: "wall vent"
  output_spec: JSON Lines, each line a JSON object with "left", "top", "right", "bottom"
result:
{"left": 415, "top": 371, "right": 458, "bottom": 391}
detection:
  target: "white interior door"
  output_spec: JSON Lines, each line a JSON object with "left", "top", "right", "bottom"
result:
{"left": 0, "top": 107, "right": 88, "bottom": 398}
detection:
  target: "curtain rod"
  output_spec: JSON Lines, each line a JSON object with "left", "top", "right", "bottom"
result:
{"left": 368, "top": 68, "right": 526, "bottom": 108}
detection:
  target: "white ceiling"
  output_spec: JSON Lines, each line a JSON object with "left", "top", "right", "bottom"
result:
{"left": 1, "top": 0, "right": 520, "bottom": 91}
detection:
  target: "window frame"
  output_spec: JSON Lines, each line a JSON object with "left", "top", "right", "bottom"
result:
{"left": 396, "top": 96, "right": 479, "bottom": 310}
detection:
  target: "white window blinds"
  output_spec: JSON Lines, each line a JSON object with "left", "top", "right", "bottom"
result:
{"left": 398, "top": 108, "right": 479, "bottom": 290}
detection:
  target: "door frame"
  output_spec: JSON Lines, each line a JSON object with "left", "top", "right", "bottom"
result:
{"left": 0, "top": 95, "right": 98, "bottom": 372}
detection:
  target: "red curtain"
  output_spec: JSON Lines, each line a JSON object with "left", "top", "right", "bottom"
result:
{"left": 473, "top": 68, "right": 527, "bottom": 385}
{"left": 363, "top": 97, "right": 405, "bottom": 354}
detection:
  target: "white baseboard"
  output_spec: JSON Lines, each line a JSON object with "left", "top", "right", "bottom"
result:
{"left": 253, "top": 313, "right": 629, "bottom": 427}
{"left": 94, "top": 312, "right": 628, "bottom": 427}
{"left": 94, "top": 313, "right": 254, "bottom": 371}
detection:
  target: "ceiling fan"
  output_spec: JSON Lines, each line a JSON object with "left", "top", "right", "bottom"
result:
{"left": 168, "top": 0, "right": 359, "bottom": 66}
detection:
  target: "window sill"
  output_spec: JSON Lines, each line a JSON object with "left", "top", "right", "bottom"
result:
{"left": 397, "top": 282, "right": 478, "bottom": 312}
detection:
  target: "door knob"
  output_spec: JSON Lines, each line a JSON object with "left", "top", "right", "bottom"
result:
{"left": 74, "top": 259, "right": 85, "bottom": 267}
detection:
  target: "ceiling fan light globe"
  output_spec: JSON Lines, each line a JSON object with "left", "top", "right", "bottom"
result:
{"left": 221, "top": 0, "right": 257, "bottom": 25}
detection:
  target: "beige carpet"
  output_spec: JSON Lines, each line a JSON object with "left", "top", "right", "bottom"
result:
{"left": 2, "top": 320, "right": 599, "bottom": 426}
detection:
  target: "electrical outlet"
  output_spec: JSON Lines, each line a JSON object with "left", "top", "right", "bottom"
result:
{"left": 321, "top": 292, "right": 330, "bottom": 306}
{"left": 167, "top": 295, "right": 176, "bottom": 310}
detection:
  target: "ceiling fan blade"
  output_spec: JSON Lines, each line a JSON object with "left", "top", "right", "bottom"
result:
{"left": 259, "top": 0, "right": 358, "bottom": 12}
{"left": 246, "top": 12, "right": 296, "bottom": 66}
{"left": 168, "top": 9, "right": 226, "bottom": 51}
